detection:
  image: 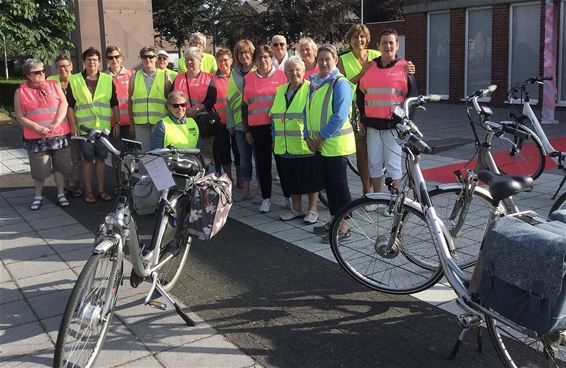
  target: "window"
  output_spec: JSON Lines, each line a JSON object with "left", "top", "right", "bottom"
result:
{"left": 428, "top": 12, "right": 450, "bottom": 96}
{"left": 509, "top": 3, "right": 541, "bottom": 100}
{"left": 560, "top": 0, "right": 566, "bottom": 104}
{"left": 466, "top": 8, "right": 492, "bottom": 97}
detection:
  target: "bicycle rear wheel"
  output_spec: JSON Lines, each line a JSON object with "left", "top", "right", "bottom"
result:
{"left": 329, "top": 197, "right": 443, "bottom": 294}
{"left": 429, "top": 186, "right": 495, "bottom": 269}
{"left": 486, "top": 315, "right": 566, "bottom": 367}
{"left": 54, "top": 251, "right": 123, "bottom": 368}
{"left": 490, "top": 123, "right": 545, "bottom": 180}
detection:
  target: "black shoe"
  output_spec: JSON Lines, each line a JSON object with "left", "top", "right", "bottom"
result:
{"left": 313, "top": 221, "right": 331, "bottom": 234}
{"left": 322, "top": 229, "right": 351, "bottom": 244}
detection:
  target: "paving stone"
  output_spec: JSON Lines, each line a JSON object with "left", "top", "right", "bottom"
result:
{"left": 0, "top": 264, "right": 12, "bottom": 284}
{"left": 0, "top": 233, "right": 54, "bottom": 264}
{"left": 0, "top": 280, "right": 24, "bottom": 305}
{"left": 28, "top": 214, "right": 77, "bottom": 231}
{"left": 0, "top": 221, "right": 34, "bottom": 238}
{"left": 5, "top": 254, "right": 66, "bottom": 280}
{"left": 16, "top": 268, "right": 77, "bottom": 300}
{"left": 115, "top": 354, "right": 162, "bottom": 367}
{"left": 0, "top": 298, "right": 37, "bottom": 328}
{"left": 0, "top": 321, "right": 52, "bottom": 362}
{"left": 0, "top": 346, "right": 54, "bottom": 367}
{"left": 26, "top": 289, "right": 70, "bottom": 320}
{"left": 156, "top": 333, "right": 257, "bottom": 368}
{"left": 38, "top": 223, "right": 91, "bottom": 242}
{"left": 57, "top": 246, "right": 92, "bottom": 270}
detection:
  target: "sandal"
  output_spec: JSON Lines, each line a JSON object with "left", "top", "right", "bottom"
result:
{"left": 29, "top": 197, "right": 43, "bottom": 211}
{"left": 84, "top": 193, "right": 97, "bottom": 204}
{"left": 98, "top": 192, "right": 112, "bottom": 201}
{"left": 57, "top": 195, "right": 70, "bottom": 207}
{"left": 72, "top": 188, "right": 83, "bottom": 198}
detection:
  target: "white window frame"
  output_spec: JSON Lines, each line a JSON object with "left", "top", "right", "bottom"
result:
{"left": 559, "top": 0, "right": 566, "bottom": 106}
{"left": 427, "top": 11, "right": 450, "bottom": 99}
{"left": 507, "top": 1, "right": 541, "bottom": 105}
{"left": 465, "top": 6, "right": 492, "bottom": 102}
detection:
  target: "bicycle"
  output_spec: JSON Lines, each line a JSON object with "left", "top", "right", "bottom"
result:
{"left": 329, "top": 95, "right": 566, "bottom": 367}
{"left": 506, "top": 75, "right": 565, "bottom": 197}
{"left": 54, "top": 127, "right": 206, "bottom": 368}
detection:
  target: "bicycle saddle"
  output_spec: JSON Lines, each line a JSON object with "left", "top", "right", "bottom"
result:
{"left": 478, "top": 171, "right": 534, "bottom": 203}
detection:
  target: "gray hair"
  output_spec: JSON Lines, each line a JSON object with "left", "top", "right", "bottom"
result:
{"left": 167, "top": 91, "right": 187, "bottom": 105}
{"left": 271, "top": 34, "right": 287, "bottom": 44}
{"left": 184, "top": 47, "right": 203, "bottom": 60}
{"left": 284, "top": 56, "right": 305, "bottom": 72}
{"left": 23, "top": 59, "right": 43, "bottom": 76}
{"left": 297, "top": 37, "right": 318, "bottom": 54}
{"left": 317, "top": 44, "right": 338, "bottom": 60}
{"left": 189, "top": 32, "right": 206, "bottom": 45}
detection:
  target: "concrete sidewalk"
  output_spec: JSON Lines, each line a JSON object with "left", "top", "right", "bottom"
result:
{"left": 0, "top": 150, "right": 261, "bottom": 367}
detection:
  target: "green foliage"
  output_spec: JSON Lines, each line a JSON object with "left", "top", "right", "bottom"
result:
{"left": 363, "top": 0, "right": 403, "bottom": 23}
{"left": 0, "top": 0, "right": 76, "bottom": 61}
{"left": 153, "top": 0, "right": 361, "bottom": 51}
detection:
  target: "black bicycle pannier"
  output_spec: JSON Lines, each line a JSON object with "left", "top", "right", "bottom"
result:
{"left": 471, "top": 215, "right": 566, "bottom": 335}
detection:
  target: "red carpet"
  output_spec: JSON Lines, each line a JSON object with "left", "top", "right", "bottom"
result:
{"left": 423, "top": 136, "right": 566, "bottom": 183}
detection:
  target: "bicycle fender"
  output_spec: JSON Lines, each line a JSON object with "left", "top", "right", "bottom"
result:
{"left": 363, "top": 193, "right": 426, "bottom": 214}
{"left": 432, "top": 183, "right": 493, "bottom": 200}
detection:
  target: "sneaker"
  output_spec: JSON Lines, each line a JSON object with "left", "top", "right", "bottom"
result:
{"left": 303, "top": 211, "right": 319, "bottom": 225}
{"left": 313, "top": 221, "right": 331, "bottom": 234}
{"left": 363, "top": 204, "right": 378, "bottom": 212}
{"left": 285, "top": 197, "right": 292, "bottom": 210}
{"left": 280, "top": 209, "right": 304, "bottom": 221}
{"left": 251, "top": 192, "right": 262, "bottom": 204}
{"left": 321, "top": 229, "right": 351, "bottom": 244}
{"left": 259, "top": 199, "right": 271, "bottom": 213}
{"left": 381, "top": 205, "right": 394, "bottom": 217}
{"left": 233, "top": 190, "right": 249, "bottom": 202}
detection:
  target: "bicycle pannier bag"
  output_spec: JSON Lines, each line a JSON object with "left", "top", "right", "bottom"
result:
{"left": 550, "top": 209, "right": 566, "bottom": 224}
{"left": 186, "top": 173, "right": 232, "bottom": 240}
{"left": 471, "top": 215, "right": 566, "bottom": 335}
{"left": 132, "top": 175, "right": 160, "bottom": 215}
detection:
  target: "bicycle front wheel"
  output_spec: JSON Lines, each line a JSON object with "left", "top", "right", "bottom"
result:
{"left": 490, "top": 123, "right": 545, "bottom": 179}
{"left": 486, "top": 315, "right": 566, "bottom": 367}
{"left": 54, "top": 251, "right": 123, "bottom": 368}
{"left": 429, "top": 186, "right": 495, "bottom": 269}
{"left": 329, "top": 197, "right": 443, "bottom": 294}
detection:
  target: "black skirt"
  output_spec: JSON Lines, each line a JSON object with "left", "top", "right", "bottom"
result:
{"left": 276, "top": 155, "right": 323, "bottom": 195}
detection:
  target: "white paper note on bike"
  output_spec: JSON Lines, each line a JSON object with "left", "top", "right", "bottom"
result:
{"left": 141, "top": 156, "right": 175, "bottom": 191}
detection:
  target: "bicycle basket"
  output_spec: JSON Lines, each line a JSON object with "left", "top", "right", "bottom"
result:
{"left": 471, "top": 215, "right": 566, "bottom": 335}
{"left": 186, "top": 172, "right": 232, "bottom": 240}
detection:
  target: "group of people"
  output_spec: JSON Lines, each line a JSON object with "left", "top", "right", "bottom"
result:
{"left": 14, "top": 25, "right": 416, "bottom": 241}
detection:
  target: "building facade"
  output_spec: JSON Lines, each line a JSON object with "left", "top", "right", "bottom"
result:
{"left": 366, "top": 0, "right": 566, "bottom": 108}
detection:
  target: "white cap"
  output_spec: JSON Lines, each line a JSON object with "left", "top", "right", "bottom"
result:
{"left": 157, "top": 50, "right": 169, "bottom": 57}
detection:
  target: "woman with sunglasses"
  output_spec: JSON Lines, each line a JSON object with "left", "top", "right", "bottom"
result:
{"left": 14, "top": 59, "right": 72, "bottom": 210}
{"left": 151, "top": 91, "right": 200, "bottom": 150}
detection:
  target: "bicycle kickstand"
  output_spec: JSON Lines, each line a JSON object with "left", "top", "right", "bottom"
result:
{"left": 144, "top": 273, "right": 196, "bottom": 327}
{"left": 448, "top": 314, "right": 483, "bottom": 360}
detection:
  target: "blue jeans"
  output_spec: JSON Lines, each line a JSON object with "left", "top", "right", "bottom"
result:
{"left": 235, "top": 130, "right": 253, "bottom": 182}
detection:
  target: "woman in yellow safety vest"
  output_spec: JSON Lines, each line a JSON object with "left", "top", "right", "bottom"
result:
{"left": 151, "top": 91, "right": 200, "bottom": 150}
{"left": 269, "top": 56, "right": 322, "bottom": 225}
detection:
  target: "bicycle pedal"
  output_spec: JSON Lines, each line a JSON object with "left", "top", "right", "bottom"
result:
{"left": 147, "top": 300, "right": 167, "bottom": 311}
{"left": 457, "top": 313, "right": 481, "bottom": 329}
{"left": 129, "top": 269, "right": 144, "bottom": 288}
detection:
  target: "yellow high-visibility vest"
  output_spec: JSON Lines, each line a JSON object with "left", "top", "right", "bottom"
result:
{"left": 69, "top": 72, "right": 113, "bottom": 131}
{"left": 162, "top": 116, "right": 199, "bottom": 148}
{"left": 131, "top": 69, "right": 167, "bottom": 125}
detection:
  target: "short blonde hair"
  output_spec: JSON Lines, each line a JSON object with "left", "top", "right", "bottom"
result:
{"left": 167, "top": 91, "right": 187, "bottom": 104}
{"left": 297, "top": 37, "right": 318, "bottom": 54}
{"left": 184, "top": 47, "right": 203, "bottom": 60}
{"left": 233, "top": 39, "right": 255, "bottom": 68}
{"left": 284, "top": 56, "right": 305, "bottom": 72}
{"left": 189, "top": 32, "right": 206, "bottom": 45}
{"left": 345, "top": 24, "right": 371, "bottom": 47}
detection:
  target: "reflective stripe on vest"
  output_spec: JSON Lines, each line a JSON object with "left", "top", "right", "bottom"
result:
{"left": 358, "top": 60, "right": 408, "bottom": 119}
{"left": 173, "top": 71, "right": 213, "bottom": 110}
{"left": 340, "top": 49, "right": 381, "bottom": 81}
{"left": 243, "top": 70, "right": 286, "bottom": 126}
{"left": 18, "top": 80, "right": 70, "bottom": 139}
{"left": 178, "top": 53, "right": 218, "bottom": 74}
{"left": 213, "top": 73, "right": 228, "bottom": 125}
{"left": 162, "top": 116, "right": 200, "bottom": 149}
{"left": 110, "top": 68, "right": 134, "bottom": 125}
{"left": 270, "top": 82, "right": 311, "bottom": 155}
{"left": 306, "top": 76, "right": 355, "bottom": 157}
{"left": 69, "top": 72, "right": 113, "bottom": 131}
{"left": 131, "top": 69, "right": 167, "bottom": 125}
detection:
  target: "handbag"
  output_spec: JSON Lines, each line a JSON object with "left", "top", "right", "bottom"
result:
{"left": 186, "top": 172, "right": 232, "bottom": 240}
{"left": 132, "top": 175, "right": 160, "bottom": 215}
{"left": 185, "top": 74, "right": 224, "bottom": 137}
{"left": 470, "top": 214, "right": 566, "bottom": 335}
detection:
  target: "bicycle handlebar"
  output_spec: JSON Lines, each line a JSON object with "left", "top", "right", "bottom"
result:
{"left": 147, "top": 147, "right": 201, "bottom": 156}
{"left": 396, "top": 95, "right": 440, "bottom": 155}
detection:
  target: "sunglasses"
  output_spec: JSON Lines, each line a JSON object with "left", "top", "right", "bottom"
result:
{"left": 107, "top": 55, "right": 121, "bottom": 60}
{"left": 57, "top": 64, "right": 71, "bottom": 69}
{"left": 30, "top": 69, "right": 46, "bottom": 76}
{"left": 141, "top": 54, "right": 156, "bottom": 60}
{"left": 273, "top": 43, "right": 286, "bottom": 47}
{"left": 157, "top": 56, "right": 168, "bottom": 61}
{"left": 171, "top": 103, "right": 187, "bottom": 108}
